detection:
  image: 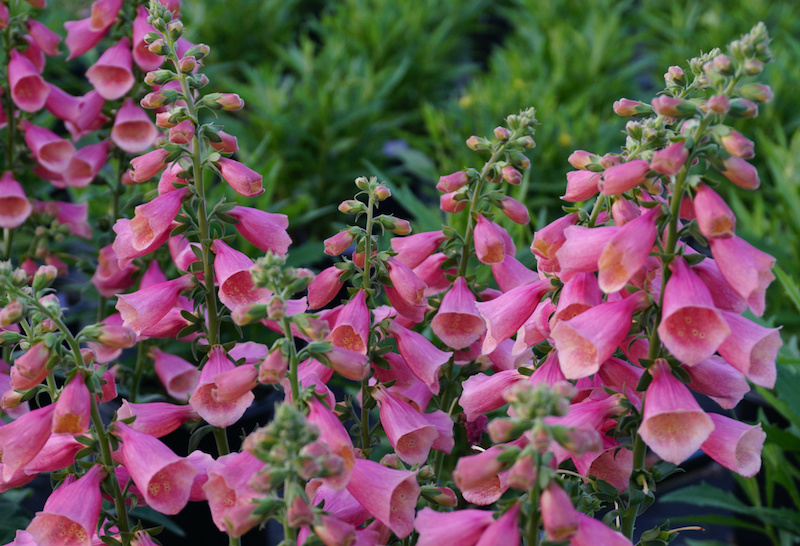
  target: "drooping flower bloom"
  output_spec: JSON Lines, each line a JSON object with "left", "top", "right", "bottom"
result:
{"left": 657, "top": 257, "right": 730, "bottom": 366}
{"left": 531, "top": 213, "right": 579, "bottom": 273}
{"left": 112, "top": 421, "right": 198, "bottom": 515}
{"left": 216, "top": 157, "right": 264, "bottom": 197}
{"left": 701, "top": 413, "right": 766, "bottom": 477}
{"left": 709, "top": 235, "right": 775, "bottom": 317}
{"left": 64, "top": 140, "right": 110, "bottom": 188}
{"left": 132, "top": 6, "right": 164, "bottom": 70}
{"left": 373, "top": 387, "right": 452, "bottom": 465}
{"left": 431, "top": 277, "right": 485, "bottom": 349}
{"left": 598, "top": 206, "right": 660, "bottom": 293}
{"left": 0, "top": 172, "right": 33, "bottom": 229}
{"left": 190, "top": 345, "right": 254, "bottom": 428}
{"left": 116, "top": 274, "right": 196, "bottom": 335}
{"left": 9, "top": 50, "right": 48, "bottom": 112}
{"left": 130, "top": 148, "right": 170, "bottom": 182}
{"left": 473, "top": 214, "right": 506, "bottom": 264}
{"left": 307, "top": 266, "right": 345, "bottom": 310}
{"left": 346, "top": 458, "right": 420, "bottom": 538}
{"left": 25, "top": 465, "right": 105, "bottom": 546}
{"left": 226, "top": 206, "right": 291, "bottom": 256}
{"left": 203, "top": 450, "right": 264, "bottom": 536}
{"left": 387, "top": 320, "right": 452, "bottom": 394}
{"left": 117, "top": 400, "right": 199, "bottom": 438}
{"left": 129, "top": 187, "right": 189, "bottom": 251}
{"left": 21, "top": 122, "right": 75, "bottom": 172}
{"left": 460, "top": 369, "right": 527, "bottom": 422}
{"left": 541, "top": 482, "right": 580, "bottom": 541}
{"left": 453, "top": 437, "right": 526, "bottom": 505}
{"left": 391, "top": 231, "right": 446, "bottom": 269}
{"left": 553, "top": 272, "right": 602, "bottom": 324}
{"left": 0, "top": 404, "right": 55, "bottom": 479}
{"left": 151, "top": 347, "right": 200, "bottom": 400}
{"left": 682, "top": 355, "right": 749, "bottom": 409}
{"left": 415, "top": 507, "right": 495, "bottom": 546}
{"left": 599, "top": 159, "right": 650, "bottom": 195}
{"left": 650, "top": 141, "right": 688, "bottom": 175}
{"left": 571, "top": 513, "right": 633, "bottom": 546}
{"left": 111, "top": 98, "right": 159, "bottom": 153}
{"left": 10, "top": 341, "right": 51, "bottom": 391}
{"left": 86, "top": 37, "right": 134, "bottom": 100}
{"left": 64, "top": 18, "right": 109, "bottom": 60}
{"left": 693, "top": 184, "right": 735, "bottom": 240}
{"left": 385, "top": 257, "right": 428, "bottom": 323}
{"left": 211, "top": 239, "right": 271, "bottom": 312}
{"left": 638, "top": 359, "right": 714, "bottom": 465}
{"left": 551, "top": 291, "right": 649, "bottom": 379}
{"left": 716, "top": 311, "right": 781, "bottom": 388}
{"left": 328, "top": 290, "right": 369, "bottom": 353}
{"left": 26, "top": 19, "right": 61, "bottom": 56}
{"left": 555, "top": 225, "right": 619, "bottom": 279}
{"left": 476, "top": 278, "right": 554, "bottom": 354}
{"left": 52, "top": 374, "right": 92, "bottom": 434}
{"left": 474, "top": 503, "right": 521, "bottom": 546}
{"left": 563, "top": 170, "right": 601, "bottom": 202}
{"left": 491, "top": 254, "right": 539, "bottom": 292}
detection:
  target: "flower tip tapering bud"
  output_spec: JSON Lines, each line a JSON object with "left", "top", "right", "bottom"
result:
{"left": 324, "top": 230, "right": 355, "bottom": 256}
{"left": 501, "top": 165, "right": 522, "bottom": 185}
{"left": 338, "top": 200, "right": 365, "bottom": 215}
{"left": 32, "top": 265, "right": 58, "bottom": 290}
{"left": 613, "top": 98, "right": 652, "bottom": 117}
{"left": 707, "top": 94, "right": 731, "bottom": 115}
{"left": 651, "top": 95, "right": 700, "bottom": 118}
{"left": 437, "top": 171, "right": 469, "bottom": 193}
{"left": 466, "top": 135, "right": 491, "bottom": 151}
{"left": 373, "top": 185, "right": 392, "bottom": 201}
{"left": 202, "top": 92, "right": 244, "bottom": 111}
{"left": 739, "top": 83, "right": 773, "bottom": 104}
{"left": 493, "top": 126, "right": 511, "bottom": 140}
{"left": 665, "top": 65, "right": 686, "bottom": 87}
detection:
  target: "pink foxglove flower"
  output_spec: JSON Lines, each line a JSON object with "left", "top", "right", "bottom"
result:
{"left": 346, "top": 458, "right": 420, "bottom": 538}
{"left": 719, "top": 155, "right": 760, "bottom": 189}
{"left": 638, "top": 359, "right": 714, "bottom": 465}
{"left": 701, "top": 413, "right": 766, "bottom": 477}
{"left": 650, "top": 141, "right": 688, "bottom": 175}
{"left": 475, "top": 503, "right": 521, "bottom": 546}
{"left": 211, "top": 239, "right": 271, "bottom": 312}
{"left": 86, "top": 37, "right": 134, "bottom": 100}
{"left": 190, "top": 345, "right": 254, "bottom": 427}
{"left": 216, "top": 157, "right": 264, "bottom": 197}
{"left": 391, "top": 230, "right": 446, "bottom": 269}
{"left": 440, "top": 191, "right": 467, "bottom": 213}
{"left": 551, "top": 291, "right": 649, "bottom": 379}
{"left": 9, "top": 50, "right": 48, "bottom": 113}
{"left": 133, "top": 6, "right": 164, "bottom": 70}
{"left": 563, "top": 170, "right": 601, "bottom": 202}
{"left": 64, "top": 140, "right": 110, "bottom": 188}
{"left": 598, "top": 206, "right": 660, "bottom": 293}
{"left": 476, "top": 278, "right": 554, "bottom": 354}
{"left": 598, "top": 159, "right": 650, "bottom": 195}
{"left": 682, "top": 355, "right": 749, "bottom": 409}
{"left": 228, "top": 206, "right": 292, "bottom": 256}
{"left": 307, "top": 266, "right": 345, "bottom": 310}
{"left": 328, "top": 290, "right": 369, "bottom": 353}
{"left": 306, "top": 398, "right": 355, "bottom": 489}
{"left": 717, "top": 310, "right": 781, "bottom": 388}
{"left": 460, "top": 369, "right": 526, "bottom": 422}
{"left": 415, "top": 507, "right": 495, "bottom": 546}
{"left": 414, "top": 252, "right": 453, "bottom": 296}
{"left": 531, "top": 212, "right": 579, "bottom": 273}
{"left": 34, "top": 200, "right": 91, "bottom": 239}
{"left": 129, "top": 187, "right": 189, "bottom": 251}
{"left": 117, "top": 400, "right": 199, "bottom": 438}
{"left": 571, "top": 513, "right": 633, "bottom": 546}
{"left": 453, "top": 437, "right": 526, "bottom": 505}
{"left": 491, "top": 254, "right": 539, "bottom": 292}
{"left": 52, "top": 374, "right": 91, "bottom": 434}
{"left": 90, "top": 0, "right": 123, "bottom": 31}
{"left": 112, "top": 421, "right": 198, "bottom": 515}
{"left": 130, "top": 148, "right": 170, "bottom": 182}
{"left": 541, "top": 482, "right": 580, "bottom": 541}
{"left": 718, "top": 128, "right": 755, "bottom": 159}
{"left": 572, "top": 436, "right": 633, "bottom": 492}
{"left": 23, "top": 434, "right": 84, "bottom": 476}
{"left": 473, "top": 213, "right": 506, "bottom": 264}
{"left": 497, "top": 196, "right": 530, "bottom": 224}
{"left": 373, "top": 387, "right": 452, "bottom": 465}
{"left": 657, "top": 257, "right": 730, "bottom": 365}
{"left": 555, "top": 225, "right": 619, "bottom": 279}
{"left": 21, "top": 122, "right": 75, "bottom": 172}
{"left": 65, "top": 19, "right": 108, "bottom": 60}
{"left": 709, "top": 235, "right": 775, "bottom": 317}
{"left": 10, "top": 341, "right": 50, "bottom": 391}
{"left": 387, "top": 320, "right": 452, "bottom": 394}
{"left": 693, "top": 183, "right": 735, "bottom": 239}
{"left": 0, "top": 171, "right": 33, "bottom": 229}
{"left": 385, "top": 257, "right": 428, "bottom": 323}
{"left": 0, "top": 404, "right": 55, "bottom": 479}
{"left": 553, "top": 272, "right": 602, "bottom": 324}
{"left": 111, "top": 98, "right": 159, "bottom": 153}
{"left": 431, "top": 276, "right": 485, "bottom": 349}
{"left": 91, "top": 244, "right": 138, "bottom": 297}
{"left": 25, "top": 465, "right": 104, "bottom": 546}
{"left": 512, "top": 298, "right": 556, "bottom": 356}
{"left": 116, "top": 274, "right": 195, "bottom": 335}
{"left": 692, "top": 257, "right": 748, "bottom": 314}
{"left": 436, "top": 171, "right": 469, "bottom": 192}
{"left": 26, "top": 20, "right": 61, "bottom": 56}
{"left": 611, "top": 197, "right": 641, "bottom": 226}
{"left": 151, "top": 347, "right": 200, "bottom": 400}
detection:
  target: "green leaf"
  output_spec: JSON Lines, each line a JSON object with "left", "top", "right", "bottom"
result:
{"left": 775, "top": 265, "right": 800, "bottom": 315}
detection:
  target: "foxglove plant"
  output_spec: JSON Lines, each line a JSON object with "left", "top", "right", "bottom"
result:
{"left": 0, "top": 6, "right": 783, "bottom": 546}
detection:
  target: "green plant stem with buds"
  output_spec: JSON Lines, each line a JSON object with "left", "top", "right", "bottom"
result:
{"left": 620, "top": 112, "right": 714, "bottom": 540}
{"left": 12, "top": 288, "right": 132, "bottom": 542}
{"left": 360, "top": 191, "right": 376, "bottom": 453}
{"left": 282, "top": 316, "right": 301, "bottom": 406}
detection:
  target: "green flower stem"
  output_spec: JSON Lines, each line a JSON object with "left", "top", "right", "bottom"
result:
{"left": 213, "top": 426, "right": 230, "bottom": 456}
{"left": 587, "top": 194, "right": 606, "bottom": 228}
{"left": 281, "top": 316, "right": 300, "bottom": 406}
{"left": 129, "top": 339, "right": 147, "bottom": 403}
{"left": 360, "top": 191, "right": 376, "bottom": 453}
{"left": 526, "top": 452, "right": 543, "bottom": 546}
{"left": 282, "top": 476, "right": 296, "bottom": 544}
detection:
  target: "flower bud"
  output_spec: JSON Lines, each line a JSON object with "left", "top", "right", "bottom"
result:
{"left": 81, "top": 348, "right": 97, "bottom": 364}
{"left": 728, "top": 98, "right": 758, "bottom": 118}
{"left": 324, "top": 230, "right": 355, "bottom": 256}
{"left": 377, "top": 215, "right": 412, "bottom": 235}
{"left": 437, "top": 171, "right": 469, "bottom": 192}
{"left": 354, "top": 176, "right": 370, "bottom": 191}
{"left": 144, "top": 69, "right": 175, "bottom": 86}
{"left": 168, "top": 120, "right": 195, "bottom": 145}
{"left": 651, "top": 96, "right": 700, "bottom": 118}
{"left": 0, "top": 330, "right": 22, "bottom": 346}
{"left": 185, "top": 43, "right": 211, "bottom": 60}
{"left": 380, "top": 453, "right": 403, "bottom": 469}
{"left": 202, "top": 93, "right": 244, "bottom": 111}
{"left": 515, "top": 135, "right": 536, "bottom": 149}
{"left": 267, "top": 296, "right": 286, "bottom": 321}
{"left": 743, "top": 58, "right": 763, "bottom": 76}
{"left": 567, "top": 150, "right": 598, "bottom": 170}
{"left": 501, "top": 165, "right": 522, "bottom": 185}
{"left": 493, "top": 126, "right": 511, "bottom": 140}
{"left": 664, "top": 65, "right": 686, "bottom": 87}
{"left": 508, "top": 150, "right": 530, "bottom": 169}
{"left": 95, "top": 324, "right": 136, "bottom": 348}
{"left": 258, "top": 348, "right": 289, "bottom": 384}
{"left": 0, "top": 301, "right": 23, "bottom": 326}
{"left": 155, "top": 111, "right": 178, "bottom": 128}
{"left": 613, "top": 98, "right": 652, "bottom": 117}
{"left": 32, "top": 265, "right": 58, "bottom": 290}
{"left": 140, "top": 91, "right": 168, "bottom": 109}
{"left": 440, "top": 191, "right": 467, "bottom": 213}
{"left": 231, "top": 303, "right": 269, "bottom": 325}
{"left": 466, "top": 135, "right": 491, "bottom": 151}
{"left": 707, "top": 94, "right": 730, "bottom": 115}
{"left": 11, "top": 268, "right": 28, "bottom": 286}
{"left": 498, "top": 196, "right": 530, "bottom": 224}
{"left": 716, "top": 127, "right": 755, "bottom": 159}
{"left": 147, "top": 38, "right": 169, "bottom": 55}
{"left": 178, "top": 56, "right": 197, "bottom": 73}
{"left": 167, "top": 20, "right": 183, "bottom": 41}
{"left": 712, "top": 54, "right": 733, "bottom": 75}
{"left": 739, "top": 83, "right": 773, "bottom": 104}
{"left": 373, "top": 185, "right": 391, "bottom": 201}
{"left": 338, "top": 200, "right": 365, "bottom": 214}
{"left": 650, "top": 141, "right": 688, "bottom": 176}
{"left": 487, "top": 418, "right": 516, "bottom": 444}
{"left": 421, "top": 486, "right": 458, "bottom": 507}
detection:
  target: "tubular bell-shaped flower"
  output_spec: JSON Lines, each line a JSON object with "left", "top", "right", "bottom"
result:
{"left": 116, "top": 274, "right": 195, "bottom": 335}
{"left": 431, "top": 276, "right": 485, "bottom": 349}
